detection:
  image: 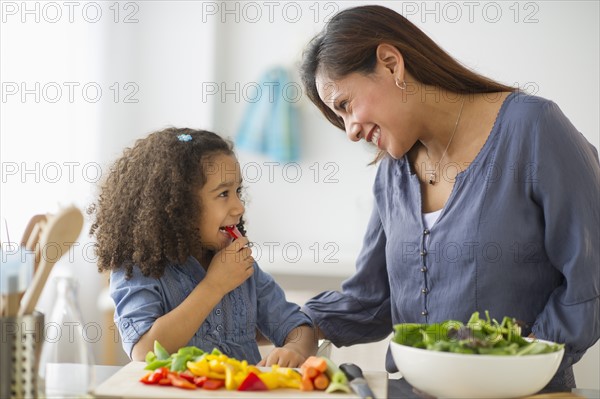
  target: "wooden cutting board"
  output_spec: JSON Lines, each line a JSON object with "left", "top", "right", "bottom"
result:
{"left": 93, "top": 362, "right": 388, "bottom": 398}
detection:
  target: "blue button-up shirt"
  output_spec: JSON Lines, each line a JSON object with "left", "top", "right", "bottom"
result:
{"left": 111, "top": 256, "right": 311, "bottom": 363}
{"left": 304, "top": 92, "right": 599, "bottom": 386}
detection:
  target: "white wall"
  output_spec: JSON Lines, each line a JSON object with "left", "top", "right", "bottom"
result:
{"left": 1, "top": 0, "right": 598, "bottom": 389}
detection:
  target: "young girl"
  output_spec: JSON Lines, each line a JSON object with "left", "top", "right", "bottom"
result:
{"left": 89, "top": 128, "right": 316, "bottom": 367}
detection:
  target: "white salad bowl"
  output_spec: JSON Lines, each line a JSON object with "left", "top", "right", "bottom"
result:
{"left": 390, "top": 338, "right": 564, "bottom": 399}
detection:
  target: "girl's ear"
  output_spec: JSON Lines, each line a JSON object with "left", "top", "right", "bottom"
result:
{"left": 376, "top": 43, "right": 405, "bottom": 82}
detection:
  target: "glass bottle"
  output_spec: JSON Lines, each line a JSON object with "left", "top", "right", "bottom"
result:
{"left": 38, "top": 276, "right": 95, "bottom": 398}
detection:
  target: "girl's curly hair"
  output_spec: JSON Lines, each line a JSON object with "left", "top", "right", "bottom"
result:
{"left": 88, "top": 128, "right": 245, "bottom": 279}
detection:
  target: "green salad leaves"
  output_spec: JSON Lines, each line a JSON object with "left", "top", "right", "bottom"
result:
{"left": 392, "top": 311, "right": 564, "bottom": 355}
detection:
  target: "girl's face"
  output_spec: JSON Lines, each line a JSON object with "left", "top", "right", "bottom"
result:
{"left": 197, "top": 153, "right": 244, "bottom": 252}
{"left": 315, "top": 66, "right": 418, "bottom": 159}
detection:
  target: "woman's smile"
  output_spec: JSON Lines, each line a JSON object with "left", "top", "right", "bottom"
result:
{"left": 366, "top": 126, "right": 382, "bottom": 149}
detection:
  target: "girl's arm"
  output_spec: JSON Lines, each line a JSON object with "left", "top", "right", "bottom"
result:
{"left": 258, "top": 324, "right": 318, "bottom": 367}
{"left": 131, "top": 237, "right": 255, "bottom": 360}
{"left": 131, "top": 278, "right": 224, "bottom": 360}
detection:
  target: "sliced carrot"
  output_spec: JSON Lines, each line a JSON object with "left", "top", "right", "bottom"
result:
{"left": 313, "top": 373, "right": 330, "bottom": 391}
{"left": 300, "top": 374, "right": 314, "bottom": 391}
{"left": 303, "top": 366, "right": 319, "bottom": 379}
{"left": 301, "top": 356, "right": 328, "bottom": 373}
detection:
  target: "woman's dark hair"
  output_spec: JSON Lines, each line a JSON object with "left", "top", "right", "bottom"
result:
{"left": 301, "top": 5, "right": 516, "bottom": 133}
{"left": 88, "top": 128, "right": 244, "bottom": 279}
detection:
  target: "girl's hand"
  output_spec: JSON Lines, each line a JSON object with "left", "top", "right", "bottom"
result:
{"left": 257, "top": 325, "right": 317, "bottom": 367}
{"left": 257, "top": 347, "right": 307, "bottom": 368}
{"left": 204, "top": 237, "right": 254, "bottom": 296}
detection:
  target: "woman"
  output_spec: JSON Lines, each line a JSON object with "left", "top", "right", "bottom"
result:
{"left": 300, "top": 5, "right": 599, "bottom": 388}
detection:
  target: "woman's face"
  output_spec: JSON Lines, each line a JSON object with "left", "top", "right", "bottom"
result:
{"left": 197, "top": 153, "right": 245, "bottom": 252}
{"left": 315, "top": 66, "right": 417, "bottom": 159}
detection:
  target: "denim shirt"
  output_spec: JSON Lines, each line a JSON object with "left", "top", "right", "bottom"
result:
{"left": 111, "top": 256, "right": 311, "bottom": 363}
{"left": 303, "top": 92, "right": 600, "bottom": 387}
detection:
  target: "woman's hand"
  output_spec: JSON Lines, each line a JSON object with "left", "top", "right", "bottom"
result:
{"left": 257, "top": 347, "right": 307, "bottom": 368}
{"left": 204, "top": 237, "right": 255, "bottom": 296}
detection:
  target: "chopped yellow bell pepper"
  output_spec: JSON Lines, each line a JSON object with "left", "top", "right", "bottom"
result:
{"left": 209, "top": 358, "right": 225, "bottom": 373}
{"left": 224, "top": 364, "right": 238, "bottom": 390}
{"left": 185, "top": 351, "right": 304, "bottom": 391}
{"left": 186, "top": 359, "right": 225, "bottom": 380}
{"left": 186, "top": 359, "right": 208, "bottom": 376}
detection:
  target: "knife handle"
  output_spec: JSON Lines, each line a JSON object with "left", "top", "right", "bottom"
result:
{"left": 339, "top": 363, "right": 364, "bottom": 381}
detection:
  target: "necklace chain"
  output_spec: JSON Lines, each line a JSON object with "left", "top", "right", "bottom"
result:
{"left": 425, "top": 96, "right": 465, "bottom": 185}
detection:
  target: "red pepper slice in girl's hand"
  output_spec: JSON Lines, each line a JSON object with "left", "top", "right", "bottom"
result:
{"left": 224, "top": 225, "right": 240, "bottom": 239}
{"left": 238, "top": 372, "right": 268, "bottom": 391}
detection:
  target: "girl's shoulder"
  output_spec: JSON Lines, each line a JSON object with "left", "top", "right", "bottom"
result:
{"left": 110, "top": 264, "right": 157, "bottom": 287}
{"left": 110, "top": 257, "right": 191, "bottom": 285}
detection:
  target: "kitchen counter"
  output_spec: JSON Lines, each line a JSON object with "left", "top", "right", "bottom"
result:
{"left": 45, "top": 364, "right": 600, "bottom": 399}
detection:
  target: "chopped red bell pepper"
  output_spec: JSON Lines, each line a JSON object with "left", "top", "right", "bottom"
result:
{"left": 237, "top": 372, "right": 268, "bottom": 391}
{"left": 158, "top": 378, "right": 171, "bottom": 386}
{"left": 140, "top": 367, "right": 169, "bottom": 385}
{"left": 202, "top": 379, "right": 225, "bottom": 390}
{"left": 193, "top": 376, "right": 208, "bottom": 387}
{"left": 139, "top": 372, "right": 153, "bottom": 384}
{"left": 178, "top": 370, "right": 195, "bottom": 383}
{"left": 167, "top": 373, "right": 197, "bottom": 390}
{"left": 152, "top": 367, "right": 169, "bottom": 383}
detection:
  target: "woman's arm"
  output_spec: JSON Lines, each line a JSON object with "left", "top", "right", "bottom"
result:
{"left": 303, "top": 201, "right": 392, "bottom": 346}
{"left": 252, "top": 262, "right": 316, "bottom": 367}
{"left": 529, "top": 101, "right": 600, "bottom": 368}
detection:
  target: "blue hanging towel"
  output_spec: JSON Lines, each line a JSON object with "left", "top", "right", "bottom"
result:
{"left": 235, "top": 67, "right": 300, "bottom": 162}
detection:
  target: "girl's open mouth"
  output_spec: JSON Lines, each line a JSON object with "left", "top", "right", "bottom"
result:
{"left": 220, "top": 225, "right": 240, "bottom": 239}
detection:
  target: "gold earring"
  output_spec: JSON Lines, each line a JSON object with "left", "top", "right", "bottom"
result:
{"left": 395, "top": 78, "right": 406, "bottom": 90}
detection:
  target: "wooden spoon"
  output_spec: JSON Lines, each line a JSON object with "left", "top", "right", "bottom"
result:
{"left": 18, "top": 206, "right": 84, "bottom": 316}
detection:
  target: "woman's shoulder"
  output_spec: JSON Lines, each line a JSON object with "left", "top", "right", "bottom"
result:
{"left": 373, "top": 155, "right": 407, "bottom": 185}
{"left": 501, "top": 91, "right": 558, "bottom": 123}
{"left": 497, "top": 91, "right": 580, "bottom": 145}
{"left": 502, "top": 91, "right": 554, "bottom": 122}
{"left": 500, "top": 92, "right": 598, "bottom": 160}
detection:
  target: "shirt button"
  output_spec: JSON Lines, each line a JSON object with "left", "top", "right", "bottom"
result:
{"left": 215, "top": 309, "right": 222, "bottom": 316}
{"left": 421, "top": 310, "right": 428, "bottom": 316}
{"left": 216, "top": 325, "right": 223, "bottom": 332}
{"left": 421, "top": 288, "right": 429, "bottom": 294}
{"left": 421, "top": 266, "right": 428, "bottom": 273}
{"left": 123, "top": 321, "right": 129, "bottom": 327}
{"left": 423, "top": 229, "right": 430, "bottom": 235}
{"left": 420, "top": 250, "right": 427, "bottom": 256}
